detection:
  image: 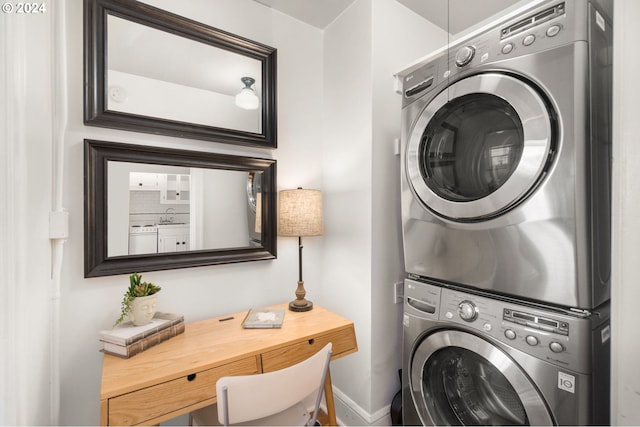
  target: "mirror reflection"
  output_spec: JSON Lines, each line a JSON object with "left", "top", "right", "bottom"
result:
{"left": 83, "top": 0, "right": 278, "bottom": 148}
{"left": 107, "top": 163, "right": 262, "bottom": 257}
{"left": 107, "top": 14, "right": 263, "bottom": 133}
{"left": 84, "top": 139, "right": 276, "bottom": 278}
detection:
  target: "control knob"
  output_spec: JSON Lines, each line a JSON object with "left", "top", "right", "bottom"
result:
{"left": 504, "top": 329, "right": 517, "bottom": 340}
{"left": 455, "top": 46, "right": 475, "bottom": 67}
{"left": 549, "top": 342, "right": 565, "bottom": 353}
{"left": 526, "top": 335, "right": 539, "bottom": 346}
{"left": 458, "top": 300, "right": 478, "bottom": 322}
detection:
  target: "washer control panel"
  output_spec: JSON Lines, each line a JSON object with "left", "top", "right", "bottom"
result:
{"left": 438, "top": 287, "right": 580, "bottom": 366}
{"left": 404, "top": 278, "right": 598, "bottom": 373}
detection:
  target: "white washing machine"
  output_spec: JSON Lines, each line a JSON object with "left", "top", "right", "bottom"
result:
{"left": 398, "top": 0, "right": 612, "bottom": 309}
{"left": 402, "top": 278, "right": 610, "bottom": 425}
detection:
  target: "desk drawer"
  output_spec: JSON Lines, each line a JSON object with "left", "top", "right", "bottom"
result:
{"left": 261, "top": 326, "right": 357, "bottom": 372}
{"left": 108, "top": 356, "right": 258, "bottom": 425}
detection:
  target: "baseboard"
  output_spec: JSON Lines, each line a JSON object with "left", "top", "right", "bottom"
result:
{"left": 332, "top": 387, "right": 392, "bottom": 426}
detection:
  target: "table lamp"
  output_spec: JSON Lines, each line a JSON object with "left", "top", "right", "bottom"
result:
{"left": 278, "top": 188, "right": 323, "bottom": 312}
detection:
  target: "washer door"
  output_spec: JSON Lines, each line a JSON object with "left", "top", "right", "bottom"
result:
{"left": 410, "top": 330, "right": 554, "bottom": 426}
{"left": 406, "top": 73, "right": 554, "bottom": 221}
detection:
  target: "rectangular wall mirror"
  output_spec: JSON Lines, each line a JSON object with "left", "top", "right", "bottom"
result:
{"left": 84, "top": 0, "right": 277, "bottom": 148}
{"left": 84, "top": 139, "right": 277, "bottom": 277}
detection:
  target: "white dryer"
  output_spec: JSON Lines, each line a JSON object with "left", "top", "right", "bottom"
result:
{"left": 398, "top": 0, "right": 612, "bottom": 309}
{"left": 402, "top": 278, "right": 610, "bottom": 426}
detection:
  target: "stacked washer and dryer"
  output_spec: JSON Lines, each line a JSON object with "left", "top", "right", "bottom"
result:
{"left": 397, "top": 1, "right": 612, "bottom": 425}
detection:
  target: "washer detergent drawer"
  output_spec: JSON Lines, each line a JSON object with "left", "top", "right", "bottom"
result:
{"left": 107, "top": 357, "right": 259, "bottom": 425}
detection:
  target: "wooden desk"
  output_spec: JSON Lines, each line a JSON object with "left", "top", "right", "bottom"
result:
{"left": 100, "top": 303, "right": 358, "bottom": 426}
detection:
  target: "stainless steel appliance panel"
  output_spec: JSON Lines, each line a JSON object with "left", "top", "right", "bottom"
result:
{"left": 402, "top": 278, "right": 610, "bottom": 425}
{"left": 398, "top": 0, "right": 612, "bottom": 309}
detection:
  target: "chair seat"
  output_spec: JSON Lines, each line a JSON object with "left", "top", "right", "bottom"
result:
{"left": 191, "top": 402, "right": 312, "bottom": 426}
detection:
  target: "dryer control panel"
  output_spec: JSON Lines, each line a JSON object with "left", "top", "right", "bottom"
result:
{"left": 399, "top": 0, "right": 611, "bottom": 109}
{"left": 439, "top": 286, "right": 585, "bottom": 370}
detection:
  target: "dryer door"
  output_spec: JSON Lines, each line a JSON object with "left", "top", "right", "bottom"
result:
{"left": 406, "top": 73, "right": 554, "bottom": 221}
{"left": 410, "top": 330, "right": 554, "bottom": 426}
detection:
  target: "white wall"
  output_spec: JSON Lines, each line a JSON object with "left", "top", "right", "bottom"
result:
{"left": 108, "top": 70, "right": 261, "bottom": 133}
{"left": 201, "top": 169, "right": 251, "bottom": 248}
{"left": 321, "top": 0, "right": 447, "bottom": 423}
{"left": 321, "top": 1, "right": 374, "bottom": 423}
{"left": 611, "top": 0, "right": 640, "bottom": 424}
{"left": 370, "top": 0, "right": 448, "bottom": 419}
{"left": 0, "top": 6, "right": 55, "bottom": 425}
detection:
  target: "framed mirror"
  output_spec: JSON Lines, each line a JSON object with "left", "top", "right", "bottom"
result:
{"left": 84, "top": 139, "right": 277, "bottom": 278}
{"left": 84, "top": 0, "right": 277, "bottom": 148}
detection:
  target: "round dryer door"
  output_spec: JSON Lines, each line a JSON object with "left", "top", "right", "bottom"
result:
{"left": 406, "top": 73, "right": 554, "bottom": 221}
{"left": 410, "top": 330, "right": 554, "bottom": 426}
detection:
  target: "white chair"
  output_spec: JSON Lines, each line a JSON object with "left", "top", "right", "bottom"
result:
{"left": 191, "top": 343, "right": 333, "bottom": 426}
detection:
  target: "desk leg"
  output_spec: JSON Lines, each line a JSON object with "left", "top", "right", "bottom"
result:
{"left": 324, "top": 368, "right": 337, "bottom": 426}
{"left": 100, "top": 399, "right": 108, "bottom": 426}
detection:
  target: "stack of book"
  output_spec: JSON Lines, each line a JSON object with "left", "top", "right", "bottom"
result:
{"left": 99, "top": 312, "right": 185, "bottom": 358}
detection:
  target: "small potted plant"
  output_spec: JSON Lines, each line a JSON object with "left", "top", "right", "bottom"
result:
{"left": 114, "top": 273, "right": 162, "bottom": 327}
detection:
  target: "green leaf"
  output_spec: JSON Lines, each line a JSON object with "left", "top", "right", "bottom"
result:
{"left": 114, "top": 273, "right": 161, "bottom": 326}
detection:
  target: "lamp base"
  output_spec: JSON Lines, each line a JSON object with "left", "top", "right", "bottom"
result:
{"left": 289, "top": 299, "right": 313, "bottom": 312}
{"left": 289, "top": 279, "right": 313, "bottom": 312}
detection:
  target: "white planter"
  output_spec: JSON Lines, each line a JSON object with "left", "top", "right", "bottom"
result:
{"left": 129, "top": 294, "right": 158, "bottom": 326}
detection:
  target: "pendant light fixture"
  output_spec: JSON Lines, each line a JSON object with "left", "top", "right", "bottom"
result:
{"left": 235, "top": 77, "right": 259, "bottom": 110}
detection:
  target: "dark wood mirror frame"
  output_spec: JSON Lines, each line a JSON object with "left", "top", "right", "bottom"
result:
{"left": 84, "top": 0, "right": 278, "bottom": 148}
{"left": 84, "top": 139, "right": 277, "bottom": 278}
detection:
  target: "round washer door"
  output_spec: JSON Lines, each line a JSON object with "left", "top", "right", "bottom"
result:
{"left": 406, "top": 73, "right": 554, "bottom": 221}
{"left": 410, "top": 330, "right": 554, "bottom": 426}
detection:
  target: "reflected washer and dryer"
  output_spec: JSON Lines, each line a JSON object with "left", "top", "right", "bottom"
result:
{"left": 398, "top": 0, "right": 612, "bottom": 309}
{"left": 402, "top": 278, "right": 610, "bottom": 426}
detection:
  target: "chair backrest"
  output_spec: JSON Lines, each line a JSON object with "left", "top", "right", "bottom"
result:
{"left": 216, "top": 343, "right": 332, "bottom": 425}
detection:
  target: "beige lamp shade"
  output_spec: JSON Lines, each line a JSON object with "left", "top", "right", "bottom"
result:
{"left": 278, "top": 189, "right": 323, "bottom": 237}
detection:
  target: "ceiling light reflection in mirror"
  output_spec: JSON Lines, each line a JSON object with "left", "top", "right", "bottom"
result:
{"left": 107, "top": 14, "right": 262, "bottom": 132}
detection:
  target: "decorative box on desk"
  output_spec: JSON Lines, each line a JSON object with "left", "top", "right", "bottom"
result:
{"left": 99, "top": 303, "right": 358, "bottom": 426}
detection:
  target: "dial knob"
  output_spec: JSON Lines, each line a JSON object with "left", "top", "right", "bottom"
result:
{"left": 549, "top": 342, "right": 565, "bottom": 353}
{"left": 458, "top": 301, "right": 478, "bottom": 322}
{"left": 455, "top": 46, "right": 475, "bottom": 67}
